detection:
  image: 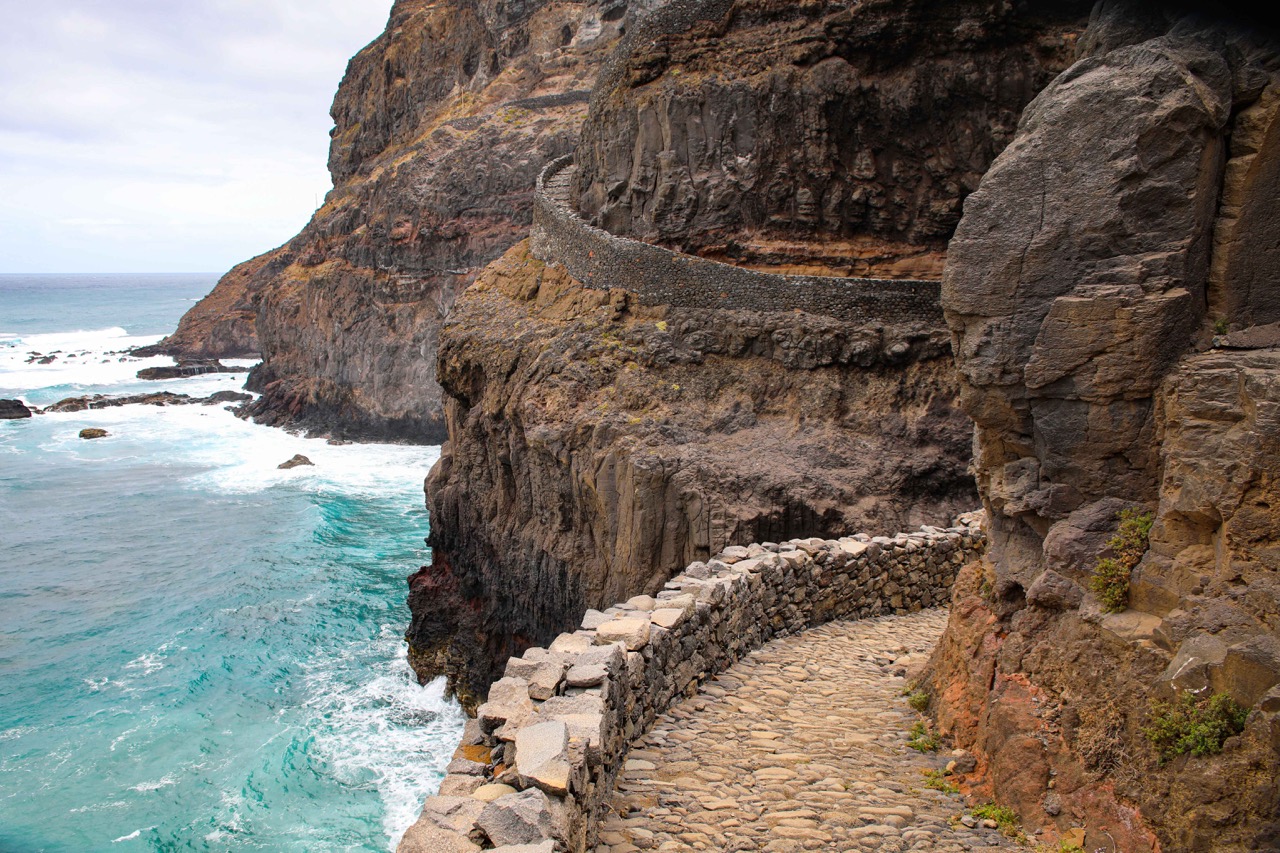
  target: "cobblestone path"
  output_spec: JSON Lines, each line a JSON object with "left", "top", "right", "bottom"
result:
{"left": 598, "top": 610, "right": 1018, "bottom": 852}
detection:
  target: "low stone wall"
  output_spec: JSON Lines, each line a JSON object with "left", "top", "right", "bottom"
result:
{"left": 530, "top": 155, "right": 943, "bottom": 329}
{"left": 398, "top": 515, "right": 985, "bottom": 853}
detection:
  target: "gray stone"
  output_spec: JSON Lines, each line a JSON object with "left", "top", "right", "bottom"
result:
{"left": 478, "top": 677, "right": 535, "bottom": 735}
{"left": 416, "top": 796, "right": 486, "bottom": 835}
{"left": 565, "top": 663, "right": 608, "bottom": 687}
{"left": 397, "top": 818, "right": 482, "bottom": 853}
{"left": 525, "top": 660, "right": 566, "bottom": 701}
{"left": 515, "top": 721, "right": 571, "bottom": 795}
{"left": 580, "top": 609, "right": 610, "bottom": 630}
{"left": 1026, "top": 569, "right": 1084, "bottom": 611}
{"left": 489, "top": 843, "right": 555, "bottom": 853}
{"left": 476, "top": 788, "right": 555, "bottom": 847}
{"left": 595, "top": 615, "right": 651, "bottom": 650}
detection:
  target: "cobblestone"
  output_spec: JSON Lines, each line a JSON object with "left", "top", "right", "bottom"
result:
{"left": 599, "top": 610, "right": 1015, "bottom": 852}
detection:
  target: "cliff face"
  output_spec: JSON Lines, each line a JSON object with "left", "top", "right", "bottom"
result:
{"left": 157, "top": 0, "right": 638, "bottom": 441}
{"left": 410, "top": 0, "right": 1092, "bottom": 707}
{"left": 411, "top": 240, "right": 973, "bottom": 708}
{"left": 137, "top": 252, "right": 273, "bottom": 359}
{"left": 574, "top": 0, "right": 1090, "bottom": 275}
{"left": 926, "top": 5, "right": 1280, "bottom": 850}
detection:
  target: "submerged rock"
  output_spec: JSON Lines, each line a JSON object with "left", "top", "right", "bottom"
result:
{"left": 277, "top": 454, "right": 314, "bottom": 470}
{"left": 78, "top": 428, "right": 108, "bottom": 440}
{"left": 0, "top": 399, "right": 32, "bottom": 419}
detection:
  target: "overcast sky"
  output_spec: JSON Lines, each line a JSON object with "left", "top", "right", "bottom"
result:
{"left": 0, "top": 0, "right": 393, "bottom": 274}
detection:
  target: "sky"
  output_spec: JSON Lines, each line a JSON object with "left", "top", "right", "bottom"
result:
{"left": 0, "top": 0, "right": 394, "bottom": 274}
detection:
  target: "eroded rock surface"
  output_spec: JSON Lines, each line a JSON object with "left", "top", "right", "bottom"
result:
{"left": 160, "top": 0, "right": 641, "bottom": 441}
{"left": 928, "top": 6, "right": 1280, "bottom": 850}
{"left": 575, "top": 0, "right": 1089, "bottom": 275}
{"left": 412, "top": 241, "right": 975, "bottom": 708}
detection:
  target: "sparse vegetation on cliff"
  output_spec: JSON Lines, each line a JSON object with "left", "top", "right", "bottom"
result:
{"left": 1088, "top": 508, "right": 1154, "bottom": 612}
{"left": 907, "top": 720, "right": 941, "bottom": 752}
{"left": 1144, "top": 692, "right": 1249, "bottom": 764}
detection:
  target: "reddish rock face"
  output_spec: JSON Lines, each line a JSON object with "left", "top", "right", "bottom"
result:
{"left": 928, "top": 5, "right": 1280, "bottom": 850}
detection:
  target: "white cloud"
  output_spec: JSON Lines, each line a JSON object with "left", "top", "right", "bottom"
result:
{"left": 0, "top": 0, "right": 393, "bottom": 273}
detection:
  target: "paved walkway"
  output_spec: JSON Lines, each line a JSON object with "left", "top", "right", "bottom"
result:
{"left": 598, "top": 610, "right": 1017, "bottom": 852}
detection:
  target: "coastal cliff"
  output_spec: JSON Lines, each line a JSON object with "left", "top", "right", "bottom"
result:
{"left": 154, "top": 0, "right": 641, "bottom": 441}
{"left": 925, "top": 5, "right": 1280, "bottom": 850}
{"left": 410, "top": 0, "right": 1091, "bottom": 707}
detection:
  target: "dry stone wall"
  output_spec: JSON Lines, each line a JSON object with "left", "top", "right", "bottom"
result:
{"left": 531, "top": 156, "right": 943, "bottom": 330}
{"left": 397, "top": 515, "right": 985, "bottom": 853}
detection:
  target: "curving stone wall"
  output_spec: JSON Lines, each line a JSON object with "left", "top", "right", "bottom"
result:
{"left": 398, "top": 515, "right": 985, "bottom": 853}
{"left": 531, "top": 156, "right": 943, "bottom": 330}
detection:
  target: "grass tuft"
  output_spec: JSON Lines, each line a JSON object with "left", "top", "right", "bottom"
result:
{"left": 1088, "top": 508, "right": 1153, "bottom": 613}
{"left": 1144, "top": 691, "right": 1248, "bottom": 764}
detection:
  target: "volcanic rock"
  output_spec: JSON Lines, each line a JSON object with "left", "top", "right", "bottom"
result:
{"left": 0, "top": 399, "right": 32, "bottom": 419}
{"left": 277, "top": 454, "right": 314, "bottom": 470}
{"left": 79, "top": 429, "right": 108, "bottom": 440}
{"left": 927, "top": 6, "right": 1280, "bottom": 851}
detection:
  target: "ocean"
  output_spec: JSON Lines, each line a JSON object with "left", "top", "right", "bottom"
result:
{"left": 0, "top": 274, "right": 463, "bottom": 852}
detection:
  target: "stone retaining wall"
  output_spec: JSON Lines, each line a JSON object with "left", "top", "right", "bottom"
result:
{"left": 398, "top": 515, "right": 986, "bottom": 853}
{"left": 530, "top": 155, "right": 944, "bottom": 329}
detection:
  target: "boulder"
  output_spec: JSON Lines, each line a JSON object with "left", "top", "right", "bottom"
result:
{"left": 79, "top": 428, "right": 108, "bottom": 440}
{"left": 476, "top": 788, "right": 556, "bottom": 847}
{"left": 595, "top": 615, "right": 651, "bottom": 650}
{"left": 0, "top": 399, "right": 32, "bottom": 419}
{"left": 278, "top": 454, "right": 314, "bottom": 470}
{"left": 514, "top": 721, "right": 571, "bottom": 795}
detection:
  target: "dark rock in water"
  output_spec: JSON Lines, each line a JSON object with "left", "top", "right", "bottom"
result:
{"left": 79, "top": 428, "right": 108, "bottom": 440}
{"left": 277, "top": 454, "right": 314, "bottom": 470}
{"left": 0, "top": 399, "right": 33, "bottom": 419}
{"left": 43, "top": 392, "right": 194, "bottom": 413}
{"left": 136, "top": 360, "right": 249, "bottom": 381}
{"left": 203, "top": 390, "right": 253, "bottom": 406}
{"left": 37, "top": 355, "right": 56, "bottom": 365}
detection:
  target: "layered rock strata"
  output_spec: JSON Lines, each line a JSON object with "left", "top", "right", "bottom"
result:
{"left": 414, "top": 0, "right": 1094, "bottom": 709}
{"left": 411, "top": 241, "right": 974, "bottom": 708}
{"left": 574, "top": 0, "right": 1091, "bottom": 272}
{"left": 926, "top": 5, "right": 1280, "bottom": 850}
{"left": 157, "top": 0, "right": 642, "bottom": 441}
{"left": 399, "top": 519, "right": 984, "bottom": 853}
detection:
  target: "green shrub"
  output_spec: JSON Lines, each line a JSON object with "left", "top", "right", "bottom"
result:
{"left": 1144, "top": 691, "right": 1249, "bottom": 764}
{"left": 908, "top": 691, "right": 930, "bottom": 713}
{"left": 1213, "top": 316, "right": 1230, "bottom": 335}
{"left": 970, "top": 803, "right": 1023, "bottom": 840}
{"left": 921, "top": 768, "right": 958, "bottom": 794}
{"left": 1088, "top": 508, "right": 1154, "bottom": 613}
{"left": 907, "top": 720, "right": 940, "bottom": 752}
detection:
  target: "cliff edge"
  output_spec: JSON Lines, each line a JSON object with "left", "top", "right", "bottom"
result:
{"left": 411, "top": 0, "right": 1090, "bottom": 707}
{"left": 926, "top": 4, "right": 1280, "bottom": 850}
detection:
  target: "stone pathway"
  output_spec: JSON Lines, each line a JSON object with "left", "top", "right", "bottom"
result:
{"left": 598, "top": 610, "right": 1017, "bottom": 852}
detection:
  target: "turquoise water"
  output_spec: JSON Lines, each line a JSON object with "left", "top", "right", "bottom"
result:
{"left": 0, "top": 275, "right": 462, "bottom": 852}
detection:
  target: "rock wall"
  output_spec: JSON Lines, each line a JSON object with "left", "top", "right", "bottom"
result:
{"left": 926, "top": 4, "right": 1280, "bottom": 850}
{"left": 412, "top": 0, "right": 1095, "bottom": 713}
{"left": 411, "top": 240, "right": 974, "bottom": 709}
{"left": 532, "top": 156, "right": 943, "bottom": 331}
{"left": 157, "top": 0, "right": 641, "bottom": 441}
{"left": 399, "top": 519, "right": 984, "bottom": 853}
{"left": 573, "top": 0, "right": 1090, "bottom": 267}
